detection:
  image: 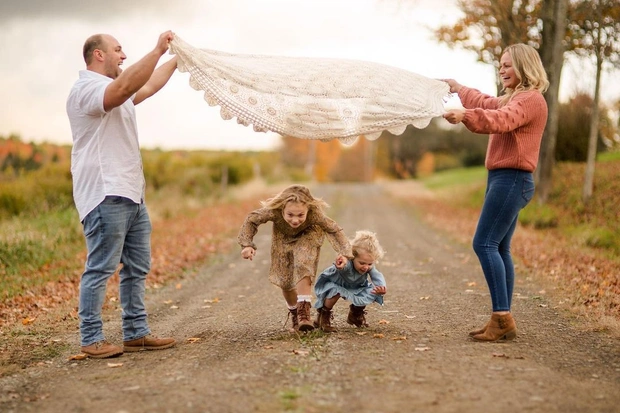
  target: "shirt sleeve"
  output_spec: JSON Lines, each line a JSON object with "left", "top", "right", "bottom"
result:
{"left": 76, "top": 78, "right": 108, "bottom": 116}
{"left": 237, "top": 208, "right": 273, "bottom": 249}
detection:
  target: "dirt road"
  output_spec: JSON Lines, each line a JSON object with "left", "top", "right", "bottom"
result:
{"left": 1, "top": 182, "right": 619, "bottom": 412}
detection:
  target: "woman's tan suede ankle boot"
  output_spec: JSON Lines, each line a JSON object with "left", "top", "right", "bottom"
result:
{"left": 469, "top": 320, "right": 490, "bottom": 337}
{"left": 472, "top": 313, "right": 517, "bottom": 341}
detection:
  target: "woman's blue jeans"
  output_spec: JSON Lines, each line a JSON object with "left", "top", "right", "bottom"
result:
{"left": 79, "top": 196, "right": 152, "bottom": 346}
{"left": 473, "top": 169, "right": 534, "bottom": 312}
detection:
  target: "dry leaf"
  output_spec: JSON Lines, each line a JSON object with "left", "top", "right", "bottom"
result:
{"left": 355, "top": 331, "right": 367, "bottom": 336}
{"left": 492, "top": 353, "right": 507, "bottom": 358}
{"left": 392, "top": 336, "right": 407, "bottom": 341}
{"left": 22, "top": 317, "right": 36, "bottom": 325}
{"left": 404, "top": 315, "right": 415, "bottom": 319}
{"left": 163, "top": 300, "right": 173, "bottom": 304}
{"left": 372, "top": 333, "right": 385, "bottom": 339}
{"left": 292, "top": 349, "right": 309, "bottom": 356}
{"left": 107, "top": 362, "right": 123, "bottom": 368}
{"left": 175, "top": 283, "right": 182, "bottom": 289}
{"left": 419, "top": 296, "right": 430, "bottom": 300}
{"left": 414, "top": 347, "right": 430, "bottom": 351}
{"left": 378, "top": 319, "right": 390, "bottom": 324}
{"left": 467, "top": 282, "right": 477, "bottom": 287}
{"left": 186, "top": 337, "right": 201, "bottom": 343}
{"left": 68, "top": 353, "right": 88, "bottom": 360}
{"left": 170, "top": 305, "right": 179, "bottom": 309}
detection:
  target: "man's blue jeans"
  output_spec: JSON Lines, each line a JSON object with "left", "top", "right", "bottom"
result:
{"left": 79, "top": 196, "right": 152, "bottom": 346}
{"left": 473, "top": 169, "right": 535, "bottom": 312}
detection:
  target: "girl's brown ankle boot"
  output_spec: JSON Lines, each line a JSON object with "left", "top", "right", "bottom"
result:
{"left": 472, "top": 313, "right": 517, "bottom": 341}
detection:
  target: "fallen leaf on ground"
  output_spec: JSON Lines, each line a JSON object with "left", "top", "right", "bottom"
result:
{"left": 404, "top": 315, "right": 415, "bottom": 319}
{"left": 373, "top": 333, "right": 384, "bottom": 339}
{"left": 292, "top": 349, "right": 309, "bottom": 356}
{"left": 22, "top": 317, "right": 36, "bottom": 325}
{"left": 186, "top": 337, "right": 201, "bottom": 343}
{"left": 355, "top": 331, "right": 367, "bottom": 336}
{"left": 492, "top": 353, "right": 507, "bottom": 358}
{"left": 68, "top": 353, "right": 88, "bottom": 360}
{"left": 163, "top": 300, "right": 173, "bottom": 304}
{"left": 378, "top": 319, "right": 390, "bottom": 324}
{"left": 392, "top": 336, "right": 407, "bottom": 341}
{"left": 419, "top": 296, "right": 430, "bottom": 300}
{"left": 414, "top": 347, "right": 430, "bottom": 351}
{"left": 107, "top": 362, "right": 123, "bottom": 368}
{"left": 170, "top": 305, "right": 179, "bottom": 309}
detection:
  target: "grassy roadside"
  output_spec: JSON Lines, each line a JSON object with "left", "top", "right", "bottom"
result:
{"left": 412, "top": 156, "right": 620, "bottom": 333}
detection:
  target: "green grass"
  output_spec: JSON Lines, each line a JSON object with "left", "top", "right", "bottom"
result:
{"left": 599, "top": 151, "right": 620, "bottom": 162}
{"left": 420, "top": 160, "right": 620, "bottom": 256}
{"left": 420, "top": 166, "right": 487, "bottom": 190}
{"left": 0, "top": 208, "right": 83, "bottom": 299}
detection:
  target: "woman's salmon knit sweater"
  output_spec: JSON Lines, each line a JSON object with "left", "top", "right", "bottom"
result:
{"left": 458, "top": 87, "right": 548, "bottom": 172}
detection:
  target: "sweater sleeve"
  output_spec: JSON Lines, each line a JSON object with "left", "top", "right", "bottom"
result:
{"left": 237, "top": 208, "right": 274, "bottom": 250}
{"left": 458, "top": 86, "right": 501, "bottom": 110}
{"left": 316, "top": 213, "right": 353, "bottom": 259}
{"left": 461, "top": 91, "right": 545, "bottom": 135}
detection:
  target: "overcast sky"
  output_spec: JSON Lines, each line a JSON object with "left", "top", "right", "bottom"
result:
{"left": 0, "top": 0, "right": 616, "bottom": 151}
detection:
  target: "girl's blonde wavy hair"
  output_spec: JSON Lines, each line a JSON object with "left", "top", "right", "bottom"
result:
{"left": 499, "top": 43, "right": 549, "bottom": 106}
{"left": 261, "top": 184, "right": 328, "bottom": 212}
{"left": 351, "top": 230, "right": 385, "bottom": 261}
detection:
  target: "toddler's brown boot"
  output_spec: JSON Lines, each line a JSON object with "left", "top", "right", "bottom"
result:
{"left": 317, "top": 307, "right": 337, "bottom": 333}
{"left": 346, "top": 304, "right": 368, "bottom": 328}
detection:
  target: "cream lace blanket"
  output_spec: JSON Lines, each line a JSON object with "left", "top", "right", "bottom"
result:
{"left": 170, "top": 36, "right": 449, "bottom": 144}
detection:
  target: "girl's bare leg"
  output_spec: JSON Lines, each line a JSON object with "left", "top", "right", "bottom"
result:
{"left": 282, "top": 288, "right": 298, "bottom": 307}
{"left": 296, "top": 276, "right": 312, "bottom": 296}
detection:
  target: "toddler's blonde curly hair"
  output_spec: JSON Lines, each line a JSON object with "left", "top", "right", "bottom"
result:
{"left": 351, "top": 230, "right": 385, "bottom": 261}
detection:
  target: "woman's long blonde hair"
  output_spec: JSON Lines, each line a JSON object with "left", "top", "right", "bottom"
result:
{"left": 261, "top": 184, "right": 328, "bottom": 212}
{"left": 351, "top": 230, "right": 385, "bottom": 261}
{"left": 499, "top": 43, "right": 549, "bottom": 106}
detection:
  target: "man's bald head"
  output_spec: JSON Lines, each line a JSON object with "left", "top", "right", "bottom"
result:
{"left": 83, "top": 34, "right": 112, "bottom": 65}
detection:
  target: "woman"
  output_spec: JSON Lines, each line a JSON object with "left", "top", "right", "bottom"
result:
{"left": 442, "top": 44, "right": 549, "bottom": 341}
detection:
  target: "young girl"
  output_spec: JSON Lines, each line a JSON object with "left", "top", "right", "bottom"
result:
{"left": 237, "top": 184, "right": 352, "bottom": 332}
{"left": 313, "top": 230, "right": 387, "bottom": 332}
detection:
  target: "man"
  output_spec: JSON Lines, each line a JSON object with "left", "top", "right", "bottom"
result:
{"left": 66, "top": 31, "right": 178, "bottom": 358}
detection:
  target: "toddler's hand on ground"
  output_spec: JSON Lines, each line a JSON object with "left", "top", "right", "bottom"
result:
{"left": 371, "top": 286, "right": 387, "bottom": 295}
{"left": 241, "top": 247, "right": 256, "bottom": 260}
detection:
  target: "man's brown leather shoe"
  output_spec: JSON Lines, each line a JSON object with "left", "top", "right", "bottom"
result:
{"left": 123, "top": 335, "right": 176, "bottom": 352}
{"left": 81, "top": 340, "right": 123, "bottom": 359}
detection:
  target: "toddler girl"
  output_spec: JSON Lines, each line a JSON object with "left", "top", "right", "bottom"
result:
{"left": 314, "top": 230, "right": 387, "bottom": 332}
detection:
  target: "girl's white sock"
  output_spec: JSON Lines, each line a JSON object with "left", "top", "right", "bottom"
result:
{"left": 297, "top": 295, "right": 312, "bottom": 303}
{"left": 287, "top": 304, "right": 297, "bottom": 311}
